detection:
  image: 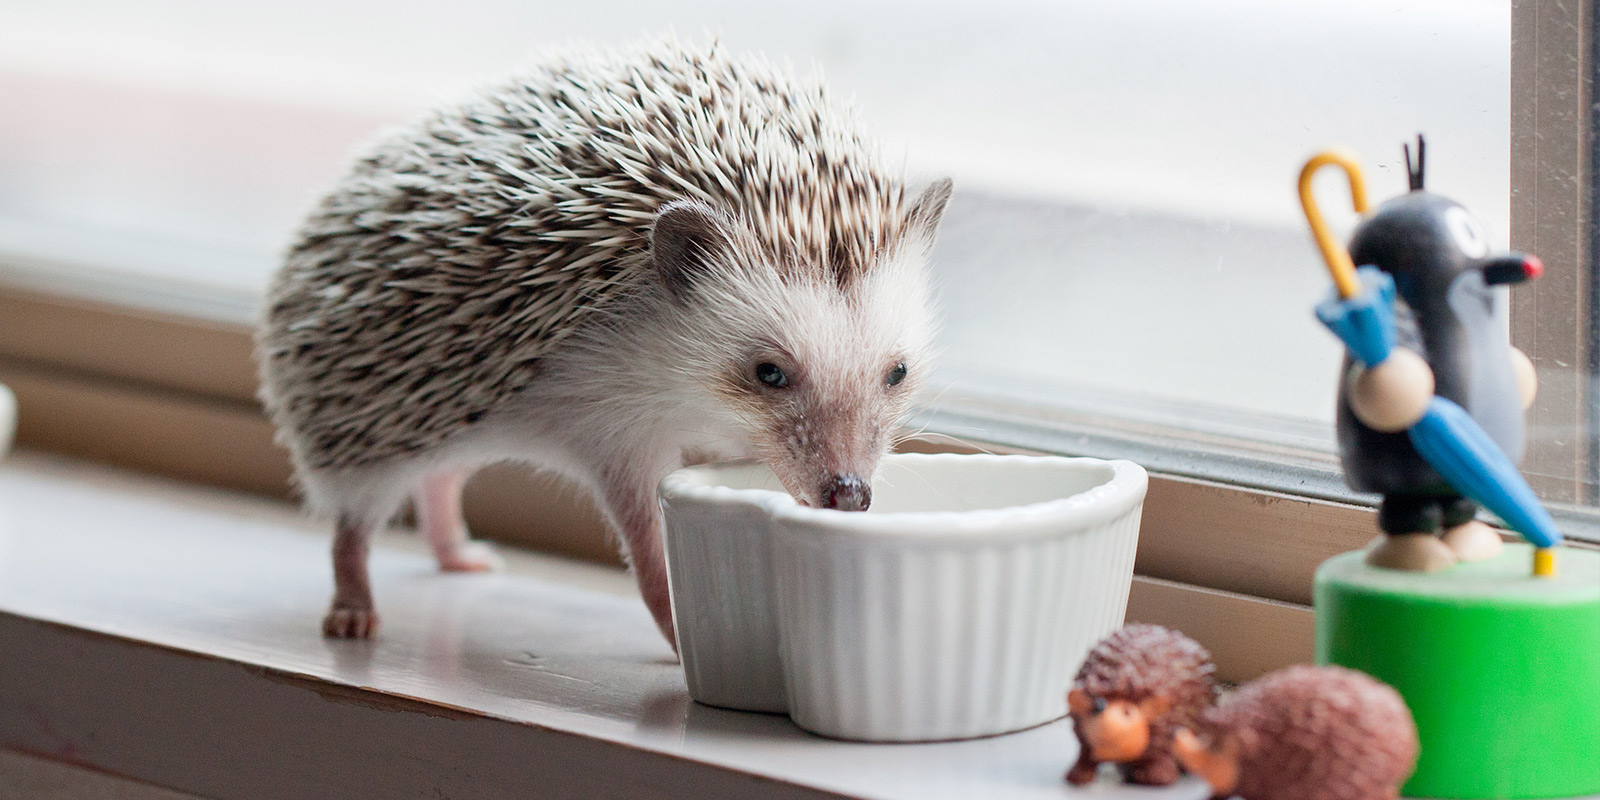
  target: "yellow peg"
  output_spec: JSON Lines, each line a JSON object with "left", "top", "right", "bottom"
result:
{"left": 1534, "top": 547, "right": 1557, "bottom": 578}
{"left": 1298, "top": 150, "right": 1370, "bottom": 299}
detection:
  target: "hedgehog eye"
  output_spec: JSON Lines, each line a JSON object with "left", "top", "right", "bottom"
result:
{"left": 755, "top": 362, "right": 789, "bottom": 389}
{"left": 1091, "top": 697, "right": 1107, "bottom": 714}
{"left": 886, "top": 362, "right": 908, "bottom": 387}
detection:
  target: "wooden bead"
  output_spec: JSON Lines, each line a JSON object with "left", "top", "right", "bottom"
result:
{"left": 1348, "top": 349, "right": 1434, "bottom": 433}
{"left": 1511, "top": 346, "right": 1537, "bottom": 410}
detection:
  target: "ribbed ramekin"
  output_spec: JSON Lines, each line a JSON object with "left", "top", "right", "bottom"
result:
{"left": 659, "top": 453, "right": 1146, "bottom": 740}
{"left": 769, "top": 454, "right": 1145, "bottom": 741}
{"left": 659, "top": 462, "right": 793, "bottom": 713}
{"left": 0, "top": 383, "right": 14, "bottom": 459}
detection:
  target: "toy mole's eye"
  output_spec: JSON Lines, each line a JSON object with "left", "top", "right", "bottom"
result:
{"left": 886, "top": 362, "right": 908, "bottom": 387}
{"left": 1445, "top": 206, "right": 1490, "bottom": 259}
{"left": 756, "top": 362, "right": 788, "bottom": 388}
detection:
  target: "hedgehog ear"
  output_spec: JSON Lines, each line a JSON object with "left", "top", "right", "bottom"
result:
{"left": 653, "top": 200, "right": 737, "bottom": 301}
{"left": 904, "top": 177, "right": 954, "bottom": 243}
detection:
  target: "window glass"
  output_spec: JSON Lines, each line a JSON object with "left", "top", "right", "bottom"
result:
{"left": 0, "top": 1, "right": 1510, "bottom": 426}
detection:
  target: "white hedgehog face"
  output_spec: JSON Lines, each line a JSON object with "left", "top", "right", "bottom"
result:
{"left": 652, "top": 181, "right": 950, "bottom": 509}
{"left": 721, "top": 256, "right": 933, "bottom": 510}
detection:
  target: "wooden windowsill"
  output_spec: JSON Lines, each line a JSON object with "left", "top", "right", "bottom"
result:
{"left": 0, "top": 452, "right": 1225, "bottom": 800}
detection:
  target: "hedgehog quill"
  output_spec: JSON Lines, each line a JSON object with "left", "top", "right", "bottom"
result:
{"left": 256, "top": 37, "right": 953, "bottom": 642}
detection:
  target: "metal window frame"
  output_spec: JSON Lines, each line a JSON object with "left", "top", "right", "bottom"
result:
{"left": 1511, "top": 0, "right": 1598, "bottom": 506}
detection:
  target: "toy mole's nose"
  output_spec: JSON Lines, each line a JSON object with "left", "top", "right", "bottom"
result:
{"left": 1523, "top": 254, "right": 1544, "bottom": 279}
{"left": 822, "top": 474, "right": 871, "bottom": 511}
{"left": 1482, "top": 253, "right": 1543, "bottom": 285}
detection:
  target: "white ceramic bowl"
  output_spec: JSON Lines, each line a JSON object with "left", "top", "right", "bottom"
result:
{"left": 659, "top": 452, "right": 1146, "bottom": 741}
{"left": 0, "top": 383, "right": 14, "bottom": 459}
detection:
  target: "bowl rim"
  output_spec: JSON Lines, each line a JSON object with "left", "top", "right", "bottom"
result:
{"left": 659, "top": 452, "right": 1148, "bottom": 541}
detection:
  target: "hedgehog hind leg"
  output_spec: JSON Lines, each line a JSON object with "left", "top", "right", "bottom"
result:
{"left": 1124, "top": 755, "right": 1181, "bottom": 786}
{"left": 324, "top": 514, "right": 380, "bottom": 638}
{"left": 416, "top": 468, "right": 503, "bottom": 572}
{"left": 301, "top": 459, "right": 416, "bottom": 639}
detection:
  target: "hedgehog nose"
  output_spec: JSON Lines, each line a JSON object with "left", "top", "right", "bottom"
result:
{"left": 822, "top": 474, "right": 871, "bottom": 511}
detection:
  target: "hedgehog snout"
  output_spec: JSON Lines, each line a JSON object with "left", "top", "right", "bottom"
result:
{"left": 821, "top": 474, "right": 871, "bottom": 511}
{"left": 1078, "top": 699, "right": 1153, "bottom": 764}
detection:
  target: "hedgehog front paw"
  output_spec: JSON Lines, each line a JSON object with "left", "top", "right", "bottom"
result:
{"left": 436, "top": 540, "right": 504, "bottom": 572}
{"left": 323, "top": 605, "right": 380, "bottom": 638}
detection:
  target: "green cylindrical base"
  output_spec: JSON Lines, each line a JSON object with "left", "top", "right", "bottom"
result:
{"left": 1315, "top": 544, "right": 1600, "bottom": 799}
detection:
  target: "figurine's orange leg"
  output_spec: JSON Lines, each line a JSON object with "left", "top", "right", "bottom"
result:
{"left": 324, "top": 516, "right": 379, "bottom": 638}
{"left": 1065, "top": 742, "right": 1098, "bottom": 785}
{"left": 416, "top": 469, "right": 502, "bottom": 572}
{"left": 1126, "top": 754, "right": 1181, "bottom": 786}
{"left": 1171, "top": 728, "right": 1239, "bottom": 798}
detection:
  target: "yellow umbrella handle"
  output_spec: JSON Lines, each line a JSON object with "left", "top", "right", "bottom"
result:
{"left": 1299, "top": 150, "right": 1370, "bottom": 298}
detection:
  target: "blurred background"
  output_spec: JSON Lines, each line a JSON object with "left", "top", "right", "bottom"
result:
{"left": 0, "top": 0, "right": 1511, "bottom": 431}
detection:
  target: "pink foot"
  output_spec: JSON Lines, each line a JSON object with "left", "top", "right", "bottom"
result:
{"left": 416, "top": 470, "right": 502, "bottom": 573}
{"left": 323, "top": 605, "right": 380, "bottom": 639}
{"left": 437, "top": 540, "right": 504, "bottom": 572}
{"left": 642, "top": 583, "right": 678, "bottom": 655}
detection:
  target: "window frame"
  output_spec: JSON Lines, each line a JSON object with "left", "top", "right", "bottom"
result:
{"left": 1511, "top": 0, "right": 1599, "bottom": 507}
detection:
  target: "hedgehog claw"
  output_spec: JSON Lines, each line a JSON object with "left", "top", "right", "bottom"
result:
{"left": 323, "top": 606, "right": 379, "bottom": 639}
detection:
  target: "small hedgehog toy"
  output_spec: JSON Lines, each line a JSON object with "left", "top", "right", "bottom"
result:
{"left": 1065, "top": 624, "right": 1217, "bottom": 786}
{"left": 1172, "top": 665, "right": 1419, "bottom": 800}
{"left": 256, "top": 37, "right": 953, "bottom": 641}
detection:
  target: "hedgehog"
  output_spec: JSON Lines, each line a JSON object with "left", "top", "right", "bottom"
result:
{"left": 255, "top": 36, "right": 953, "bottom": 642}
{"left": 1065, "top": 624, "right": 1218, "bottom": 786}
{"left": 1172, "top": 665, "right": 1419, "bottom": 800}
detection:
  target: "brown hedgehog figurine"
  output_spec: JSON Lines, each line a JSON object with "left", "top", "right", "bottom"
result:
{"left": 1172, "top": 664, "right": 1418, "bottom": 800}
{"left": 1066, "top": 624, "right": 1217, "bottom": 786}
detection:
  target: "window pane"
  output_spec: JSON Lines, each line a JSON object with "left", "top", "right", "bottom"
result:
{"left": 0, "top": 2, "right": 1510, "bottom": 432}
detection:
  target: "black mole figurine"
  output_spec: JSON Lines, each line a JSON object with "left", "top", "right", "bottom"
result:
{"left": 1326, "top": 137, "right": 1542, "bottom": 571}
